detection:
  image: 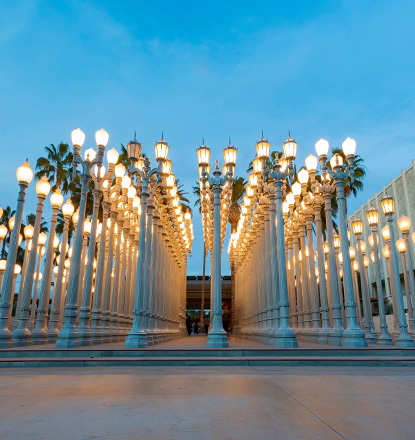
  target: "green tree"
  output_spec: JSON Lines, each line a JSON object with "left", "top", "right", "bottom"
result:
{"left": 35, "top": 143, "right": 73, "bottom": 194}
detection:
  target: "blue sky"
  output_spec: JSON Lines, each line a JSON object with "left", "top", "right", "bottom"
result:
{"left": 1, "top": 0, "right": 415, "bottom": 275}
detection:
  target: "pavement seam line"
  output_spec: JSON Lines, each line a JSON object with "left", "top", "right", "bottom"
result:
{"left": 255, "top": 368, "right": 348, "bottom": 440}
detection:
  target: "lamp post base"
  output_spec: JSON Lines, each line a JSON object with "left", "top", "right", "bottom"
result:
{"left": 124, "top": 331, "right": 148, "bottom": 348}
{"left": 12, "top": 328, "right": 32, "bottom": 347}
{"left": 32, "top": 329, "right": 48, "bottom": 345}
{"left": 395, "top": 334, "right": 415, "bottom": 348}
{"left": 318, "top": 328, "right": 330, "bottom": 345}
{"left": 329, "top": 328, "right": 343, "bottom": 346}
{"left": 342, "top": 328, "right": 368, "bottom": 348}
{"left": 274, "top": 328, "right": 298, "bottom": 348}
{"left": 206, "top": 330, "right": 229, "bottom": 348}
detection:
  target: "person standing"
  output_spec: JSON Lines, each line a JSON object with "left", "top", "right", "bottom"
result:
{"left": 203, "top": 315, "right": 209, "bottom": 335}
{"left": 186, "top": 315, "right": 193, "bottom": 336}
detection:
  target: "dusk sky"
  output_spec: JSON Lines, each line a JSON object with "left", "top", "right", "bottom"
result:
{"left": 1, "top": 0, "right": 415, "bottom": 275}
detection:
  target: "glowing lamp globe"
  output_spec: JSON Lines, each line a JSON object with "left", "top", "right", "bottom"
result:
{"left": 396, "top": 238, "right": 406, "bottom": 253}
{"left": 305, "top": 154, "right": 318, "bottom": 171}
{"left": 122, "top": 175, "right": 131, "bottom": 189}
{"left": 292, "top": 182, "right": 301, "bottom": 197}
{"left": 298, "top": 169, "right": 309, "bottom": 185}
{"left": 314, "top": 139, "right": 329, "bottom": 159}
{"left": 9, "top": 217, "right": 15, "bottom": 231}
{"left": 93, "top": 165, "right": 106, "bottom": 178}
{"left": 114, "top": 163, "right": 126, "bottom": 178}
{"left": 38, "top": 232, "right": 47, "bottom": 246}
{"left": 364, "top": 255, "right": 369, "bottom": 267}
{"left": 282, "top": 135, "right": 297, "bottom": 160}
{"left": 342, "top": 137, "right": 357, "bottom": 157}
{"left": 107, "top": 148, "right": 119, "bottom": 165}
{"left": 381, "top": 225, "right": 390, "bottom": 241}
{"left": 53, "top": 236, "right": 60, "bottom": 248}
{"left": 380, "top": 195, "right": 394, "bottom": 215}
{"left": 24, "top": 224, "right": 34, "bottom": 239}
{"left": 36, "top": 176, "right": 51, "bottom": 197}
{"left": 0, "top": 260, "right": 6, "bottom": 271}
{"left": 349, "top": 246, "right": 356, "bottom": 259}
{"left": 16, "top": 161, "right": 33, "bottom": 184}
{"left": 72, "top": 209, "right": 80, "bottom": 225}
{"left": 382, "top": 246, "right": 390, "bottom": 259}
{"left": 62, "top": 199, "right": 75, "bottom": 218}
{"left": 71, "top": 128, "right": 85, "bottom": 147}
{"left": 50, "top": 189, "right": 64, "bottom": 208}
{"left": 353, "top": 261, "right": 359, "bottom": 271}
{"left": 84, "top": 148, "right": 97, "bottom": 162}
{"left": 286, "top": 192, "right": 295, "bottom": 207}
{"left": 14, "top": 265, "right": 21, "bottom": 275}
{"left": 366, "top": 207, "right": 379, "bottom": 227}
{"left": 398, "top": 215, "right": 410, "bottom": 233}
{"left": 351, "top": 218, "right": 364, "bottom": 236}
{"left": 279, "top": 157, "right": 289, "bottom": 173}
{"left": 333, "top": 234, "right": 341, "bottom": 249}
{"left": 95, "top": 128, "right": 109, "bottom": 147}
{"left": 252, "top": 157, "right": 262, "bottom": 174}
{"left": 128, "top": 186, "right": 136, "bottom": 199}
{"left": 0, "top": 225, "right": 8, "bottom": 240}
{"left": 248, "top": 173, "right": 258, "bottom": 188}
{"left": 330, "top": 153, "right": 343, "bottom": 169}
{"left": 255, "top": 137, "right": 270, "bottom": 160}
{"left": 196, "top": 145, "right": 210, "bottom": 166}
{"left": 224, "top": 144, "right": 237, "bottom": 166}
{"left": 154, "top": 138, "right": 169, "bottom": 160}
{"left": 83, "top": 219, "right": 91, "bottom": 235}
{"left": 162, "top": 159, "right": 172, "bottom": 175}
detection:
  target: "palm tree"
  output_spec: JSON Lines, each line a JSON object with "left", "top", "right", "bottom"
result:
{"left": 25, "top": 213, "right": 49, "bottom": 233}
{"left": 35, "top": 143, "right": 73, "bottom": 194}
{"left": 227, "top": 176, "right": 247, "bottom": 233}
{"left": 0, "top": 206, "right": 15, "bottom": 259}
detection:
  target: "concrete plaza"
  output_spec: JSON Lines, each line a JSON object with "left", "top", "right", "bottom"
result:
{"left": 1, "top": 359, "right": 414, "bottom": 439}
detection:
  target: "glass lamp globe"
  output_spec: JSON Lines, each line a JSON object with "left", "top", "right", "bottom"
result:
{"left": 53, "top": 236, "right": 60, "bottom": 248}
{"left": 71, "top": 128, "right": 85, "bottom": 147}
{"left": 0, "top": 259, "right": 7, "bottom": 271}
{"left": 292, "top": 182, "right": 302, "bottom": 197}
{"left": 36, "top": 176, "right": 51, "bottom": 197}
{"left": 248, "top": 173, "right": 258, "bottom": 188}
{"left": 380, "top": 195, "right": 394, "bottom": 215}
{"left": 128, "top": 186, "right": 136, "bottom": 199}
{"left": 84, "top": 148, "right": 97, "bottom": 162}
{"left": 62, "top": 199, "right": 75, "bottom": 217}
{"left": 349, "top": 246, "right": 356, "bottom": 259}
{"left": 353, "top": 260, "right": 359, "bottom": 271}
{"left": 93, "top": 165, "right": 106, "bottom": 178}
{"left": 223, "top": 144, "right": 237, "bottom": 166}
{"left": 107, "top": 148, "right": 119, "bottom": 165}
{"left": 196, "top": 145, "right": 210, "bottom": 166}
{"left": 282, "top": 135, "right": 297, "bottom": 160}
{"left": 50, "top": 189, "right": 64, "bottom": 208}
{"left": 363, "top": 255, "right": 369, "bottom": 267}
{"left": 279, "top": 157, "right": 289, "bottom": 173}
{"left": 286, "top": 192, "right": 295, "bottom": 207}
{"left": 342, "top": 137, "right": 357, "bottom": 157}
{"left": 154, "top": 138, "right": 169, "bottom": 160}
{"left": 315, "top": 138, "right": 329, "bottom": 158}
{"left": 330, "top": 153, "right": 343, "bottom": 169}
{"left": 95, "top": 128, "right": 109, "bottom": 147}
{"left": 381, "top": 225, "right": 390, "bottom": 241}
{"left": 64, "top": 259, "right": 71, "bottom": 269}
{"left": 298, "top": 169, "right": 309, "bottom": 185}
{"left": 359, "top": 241, "right": 367, "bottom": 254}
{"left": 114, "top": 163, "right": 126, "bottom": 178}
{"left": 24, "top": 224, "right": 34, "bottom": 239}
{"left": 53, "top": 266, "right": 59, "bottom": 275}
{"left": 122, "top": 175, "right": 131, "bottom": 189}
{"left": 351, "top": 218, "right": 364, "bottom": 236}
{"left": 9, "top": 217, "right": 15, "bottom": 230}
{"left": 255, "top": 137, "right": 270, "bottom": 160}
{"left": 38, "top": 232, "right": 47, "bottom": 246}
{"left": 72, "top": 209, "right": 80, "bottom": 225}
{"left": 333, "top": 234, "right": 341, "bottom": 249}
{"left": 14, "top": 264, "right": 21, "bottom": 275}
{"left": 323, "top": 241, "right": 329, "bottom": 254}
{"left": 366, "top": 206, "right": 379, "bottom": 227}
{"left": 396, "top": 238, "right": 406, "bottom": 253}
{"left": 252, "top": 157, "right": 262, "bottom": 174}
{"left": 398, "top": 215, "right": 410, "bottom": 233}
{"left": 16, "top": 160, "right": 34, "bottom": 184}
{"left": 0, "top": 225, "right": 8, "bottom": 239}
{"left": 305, "top": 154, "right": 318, "bottom": 171}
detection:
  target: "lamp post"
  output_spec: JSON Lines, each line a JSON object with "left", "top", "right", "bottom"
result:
{"left": 48, "top": 199, "right": 74, "bottom": 342}
{"left": 0, "top": 161, "right": 33, "bottom": 348}
{"left": 396, "top": 238, "right": 415, "bottom": 335}
{"left": 13, "top": 175, "right": 51, "bottom": 346}
{"left": 124, "top": 135, "right": 165, "bottom": 348}
{"left": 365, "top": 207, "right": 393, "bottom": 344}
{"left": 32, "top": 189, "right": 64, "bottom": 344}
{"left": 29, "top": 234, "right": 47, "bottom": 331}
{"left": 315, "top": 140, "right": 345, "bottom": 346}
{"left": 380, "top": 195, "right": 414, "bottom": 347}
{"left": 319, "top": 138, "right": 367, "bottom": 347}
{"left": 351, "top": 218, "right": 377, "bottom": 343}
{"left": 398, "top": 215, "right": 415, "bottom": 334}
{"left": 198, "top": 142, "right": 236, "bottom": 348}
{"left": 56, "top": 128, "right": 107, "bottom": 348}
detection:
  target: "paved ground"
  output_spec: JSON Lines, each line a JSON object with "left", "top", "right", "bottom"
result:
{"left": 1, "top": 363, "right": 414, "bottom": 440}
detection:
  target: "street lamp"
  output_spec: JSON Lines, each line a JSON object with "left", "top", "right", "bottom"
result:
{"left": 56, "top": 128, "right": 107, "bottom": 348}
{"left": 0, "top": 160, "right": 33, "bottom": 348}
{"left": 380, "top": 195, "right": 414, "bottom": 346}
{"left": 352, "top": 218, "right": 377, "bottom": 343}
{"left": 13, "top": 175, "right": 51, "bottom": 346}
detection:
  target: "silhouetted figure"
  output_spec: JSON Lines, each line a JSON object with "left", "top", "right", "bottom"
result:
{"left": 186, "top": 315, "right": 193, "bottom": 336}
{"left": 222, "top": 306, "right": 231, "bottom": 336}
{"left": 203, "top": 315, "right": 209, "bottom": 335}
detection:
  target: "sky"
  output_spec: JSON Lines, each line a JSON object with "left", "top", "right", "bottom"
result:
{"left": 1, "top": 0, "right": 415, "bottom": 275}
